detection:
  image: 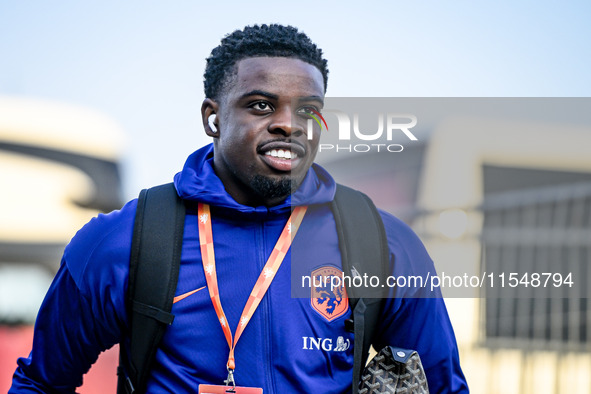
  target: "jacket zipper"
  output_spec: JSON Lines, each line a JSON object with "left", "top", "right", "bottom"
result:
{"left": 256, "top": 219, "right": 276, "bottom": 393}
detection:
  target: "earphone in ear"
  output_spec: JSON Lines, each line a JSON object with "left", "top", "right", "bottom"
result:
{"left": 208, "top": 114, "right": 218, "bottom": 133}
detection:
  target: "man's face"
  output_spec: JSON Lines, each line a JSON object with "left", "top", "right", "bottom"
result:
{"left": 204, "top": 57, "right": 325, "bottom": 207}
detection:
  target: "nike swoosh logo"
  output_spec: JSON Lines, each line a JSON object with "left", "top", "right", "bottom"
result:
{"left": 173, "top": 286, "right": 206, "bottom": 304}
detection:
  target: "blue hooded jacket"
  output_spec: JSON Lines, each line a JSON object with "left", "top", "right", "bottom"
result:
{"left": 11, "top": 144, "right": 468, "bottom": 393}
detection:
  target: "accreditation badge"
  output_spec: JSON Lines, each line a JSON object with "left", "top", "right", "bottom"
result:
{"left": 198, "top": 384, "right": 263, "bottom": 393}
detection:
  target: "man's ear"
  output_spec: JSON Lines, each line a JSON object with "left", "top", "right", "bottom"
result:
{"left": 201, "top": 98, "right": 220, "bottom": 137}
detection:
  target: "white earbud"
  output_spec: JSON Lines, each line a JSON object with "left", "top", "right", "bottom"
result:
{"left": 208, "top": 114, "right": 218, "bottom": 133}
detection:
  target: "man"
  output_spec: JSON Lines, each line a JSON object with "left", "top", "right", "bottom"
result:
{"left": 11, "top": 24, "right": 468, "bottom": 393}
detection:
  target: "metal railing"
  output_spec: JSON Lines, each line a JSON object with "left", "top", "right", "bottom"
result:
{"left": 481, "top": 180, "right": 591, "bottom": 351}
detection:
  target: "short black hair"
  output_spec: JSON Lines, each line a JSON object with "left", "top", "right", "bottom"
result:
{"left": 204, "top": 24, "right": 329, "bottom": 100}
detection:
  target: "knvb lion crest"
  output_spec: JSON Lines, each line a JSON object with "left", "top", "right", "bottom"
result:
{"left": 310, "top": 266, "right": 348, "bottom": 322}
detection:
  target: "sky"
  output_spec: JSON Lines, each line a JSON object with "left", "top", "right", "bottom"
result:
{"left": 1, "top": 0, "right": 590, "bottom": 199}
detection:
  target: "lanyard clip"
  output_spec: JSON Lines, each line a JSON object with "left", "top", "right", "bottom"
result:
{"left": 224, "top": 368, "right": 236, "bottom": 392}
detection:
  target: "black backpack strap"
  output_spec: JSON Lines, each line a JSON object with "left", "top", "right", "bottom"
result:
{"left": 117, "top": 183, "right": 186, "bottom": 394}
{"left": 331, "top": 184, "right": 389, "bottom": 394}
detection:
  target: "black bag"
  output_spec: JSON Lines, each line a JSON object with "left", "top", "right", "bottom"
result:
{"left": 359, "top": 346, "right": 430, "bottom": 393}
{"left": 117, "top": 184, "right": 186, "bottom": 394}
{"left": 117, "top": 183, "right": 425, "bottom": 394}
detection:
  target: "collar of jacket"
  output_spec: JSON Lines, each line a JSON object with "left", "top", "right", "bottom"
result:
{"left": 173, "top": 144, "right": 336, "bottom": 215}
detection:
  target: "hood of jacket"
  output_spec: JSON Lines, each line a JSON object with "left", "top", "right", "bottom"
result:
{"left": 173, "top": 144, "right": 336, "bottom": 213}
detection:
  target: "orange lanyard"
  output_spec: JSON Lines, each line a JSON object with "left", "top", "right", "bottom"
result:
{"left": 198, "top": 203, "right": 307, "bottom": 380}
